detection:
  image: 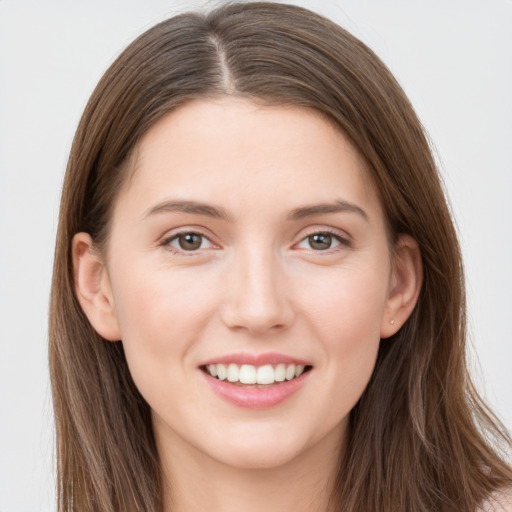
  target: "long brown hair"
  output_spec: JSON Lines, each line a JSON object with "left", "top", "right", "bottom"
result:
{"left": 49, "top": 2, "right": 512, "bottom": 511}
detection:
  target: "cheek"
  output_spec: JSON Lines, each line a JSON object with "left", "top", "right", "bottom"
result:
{"left": 109, "top": 266, "right": 219, "bottom": 380}
{"left": 303, "top": 263, "right": 389, "bottom": 338}
{"left": 300, "top": 265, "right": 388, "bottom": 402}
{"left": 112, "top": 263, "right": 215, "bottom": 334}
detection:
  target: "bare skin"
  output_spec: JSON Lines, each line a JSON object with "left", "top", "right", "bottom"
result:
{"left": 157, "top": 413, "right": 344, "bottom": 512}
{"left": 73, "top": 98, "right": 422, "bottom": 511}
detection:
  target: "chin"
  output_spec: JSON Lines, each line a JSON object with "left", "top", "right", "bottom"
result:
{"left": 211, "top": 439, "right": 308, "bottom": 470}
{"left": 199, "top": 417, "right": 344, "bottom": 472}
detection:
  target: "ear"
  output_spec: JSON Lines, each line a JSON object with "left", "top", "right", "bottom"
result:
{"left": 72, "top": 232, "right": 121, "bottom": 341}
{"left": 380, "top": 234, "right": 423, "bottom": 338}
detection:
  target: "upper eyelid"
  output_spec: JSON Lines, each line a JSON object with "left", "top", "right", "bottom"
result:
{"left": 158, "top": 225, "right": 352, "bottom": 249}
{"left": 296, "top": 226, "right": 352, "bottom": 242}
{"left": 159, "top": 226, "right": 217, "bottom": 243}
{"left": 159, "top": 229, "right": 220, "bottom": 254}
{"left": 292, "top": 227, "right": 353, "bottom": 252}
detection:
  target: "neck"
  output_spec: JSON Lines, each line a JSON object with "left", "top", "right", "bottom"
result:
{"left": 157, "top": 425, "right": 343, "bottom": 512}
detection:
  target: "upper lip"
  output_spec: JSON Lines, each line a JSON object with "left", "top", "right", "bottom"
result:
{"left": 199, "top": 352, "right": 312, "bottom": 367}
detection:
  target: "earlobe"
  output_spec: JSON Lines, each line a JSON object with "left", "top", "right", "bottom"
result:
{"left": 380, "top": 234, "right": 423, "bottom": 339}
{"left": 72, "top": 232, "right": 121, "bottom": 341}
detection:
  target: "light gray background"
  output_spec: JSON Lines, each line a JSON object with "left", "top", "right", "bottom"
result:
{"left": 1, "top": 1, "right": 511, "bottom": 510}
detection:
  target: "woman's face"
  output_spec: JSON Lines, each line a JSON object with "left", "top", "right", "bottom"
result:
{"left": 82, "top": 98, "right": 411, "bottom": 470}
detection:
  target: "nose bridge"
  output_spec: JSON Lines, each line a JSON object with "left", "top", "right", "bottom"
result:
{"left": 221, "top": 239, "right": 293, "bottom": 334}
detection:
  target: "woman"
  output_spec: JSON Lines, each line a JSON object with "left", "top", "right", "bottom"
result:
{"left": 49, "top": 2, "right": 512, "bottom": 511}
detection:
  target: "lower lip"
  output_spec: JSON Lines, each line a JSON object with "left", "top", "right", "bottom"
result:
{"left": 202, "top": 370, "right": 310, "bottom": 409}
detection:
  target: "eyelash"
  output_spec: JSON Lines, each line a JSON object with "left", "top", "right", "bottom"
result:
{"left": 160, "top": 228, "right": 351, "bottom": 255}
{"left": 160, "top": 230, "right": 217, "bottom": 256}
{"left": 295, "top": 228, "right": 351, "bottom": 253}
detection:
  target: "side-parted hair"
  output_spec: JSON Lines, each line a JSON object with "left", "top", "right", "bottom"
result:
{"left": 49, "top": 2, "right": 512, "bottom": 511}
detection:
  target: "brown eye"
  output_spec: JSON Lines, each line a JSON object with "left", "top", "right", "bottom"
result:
{"left": 308, "top": 233, "right": 333, "bottom": 250}
{"left": 164, "top": 231, "right": 216, "bottom": 254}
{"left": 177, "top": 233, "right": 203, "bottom": 250}
{"left": 165, "top": 232, "right": 213, "bottom": 252}
{"left": 296, "top": 231, "right": 344, "bottom": 252}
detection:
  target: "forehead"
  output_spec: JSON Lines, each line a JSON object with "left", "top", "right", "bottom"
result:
{"left": 116, "top": 98, "right": 382, "bottom": 222}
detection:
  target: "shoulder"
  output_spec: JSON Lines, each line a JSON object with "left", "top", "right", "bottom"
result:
{"left": 478, "top": 488, "right": 512, "bottom": 512}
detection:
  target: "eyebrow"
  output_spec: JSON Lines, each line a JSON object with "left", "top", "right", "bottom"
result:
{"left": 143, "top": 200, "right": 232, "bottom": 221}
{"left": 143, "top": 198, "right": 368, "bottom": 223}
{"left": 287, "top": 200, "right": 369, "bottom": 222}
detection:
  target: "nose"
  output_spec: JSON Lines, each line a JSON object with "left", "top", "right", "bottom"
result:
{"left": 220, "top": 245, "right": 294, "bottom": 335}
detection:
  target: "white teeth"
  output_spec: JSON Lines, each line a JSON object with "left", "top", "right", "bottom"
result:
{"left": 239, "top": 364, "right": 256, "bottom": 384}
{"left": 217, "top": 363, "right": 227, "bottom": 381}
{"left": 256, "top": 364, "right": 275, "bottom": 385}
{"left": 205, "top": 363, "right": 308, "bottom": 384}
{"left": 274, "top": 363, "right": 286, "bottom": 382}
{"left": 285, "top": 364, "right": 296, "bottom": 381}
{"left": 227, "top": 363, "right": 239, "bottom": 382}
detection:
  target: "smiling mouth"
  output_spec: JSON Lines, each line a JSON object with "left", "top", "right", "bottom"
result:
{"left": 201, "top": 363, "right": 313, "bottom": 387}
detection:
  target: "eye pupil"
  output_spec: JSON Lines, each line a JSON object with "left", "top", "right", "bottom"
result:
{"left": 309, "top": 233, "right": 332, "bottom": 250}
{"left": 178, "top": 233, "right": 202, "bottom": 250}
